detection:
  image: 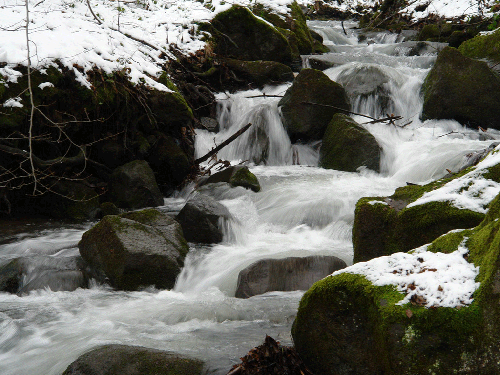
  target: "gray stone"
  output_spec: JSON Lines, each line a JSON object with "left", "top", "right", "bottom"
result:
{"left": 109, "top": 160, "right": 164, "bottom": 209}
{"left": 235, "top": 255, "right": 347, "bottom": 298}
{"left": 176, "top": 194, "right": 231, "bottom": 244}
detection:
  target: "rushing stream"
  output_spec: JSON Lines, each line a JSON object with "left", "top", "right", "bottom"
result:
{"left": 1, "top": 21, "right": 498, "bottom": 374}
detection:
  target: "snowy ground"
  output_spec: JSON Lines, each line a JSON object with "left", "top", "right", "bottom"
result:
{"left": 0, "top": 0, "right": 496, "bottom": 93}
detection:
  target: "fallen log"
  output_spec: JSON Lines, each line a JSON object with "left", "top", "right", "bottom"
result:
{"left": 195, "top": 123, "right": 252, "bottom": 164}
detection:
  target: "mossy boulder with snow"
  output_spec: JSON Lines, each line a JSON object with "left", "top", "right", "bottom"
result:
{"left": 421, "top": 47, "right": 500, "bottom": 130}
{"left": 208, "top": 6, "right": 293, "bottom": 64}
{"left": 223, "top": 59, "right": 294, "bottom": 87}
{"left": 319, "top": 114, "right": 381, "bottom": 172}
{"left": 293, "top": 194, "right": 500, "bottom": 374}
{"left": 278, "top": 69, "right": 350, "bottom": 142}
{"left": 353, "top": 149, "right": 500, "bottom": 263}
{"left": 459, "top": 28, "right": 500, "bottom": 63}
{"left": 79, "top": 208, "right": 188, "bottom": 291}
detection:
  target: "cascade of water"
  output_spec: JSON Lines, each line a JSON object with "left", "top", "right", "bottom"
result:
{"left": 2, "top": 20, "right": 499, "bottom": 375}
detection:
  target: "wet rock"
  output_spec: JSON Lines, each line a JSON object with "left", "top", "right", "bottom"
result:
{"left": 99, "top": 201, "right": 120, "bottom": 217}
{"left": 293, "top": 195, "right": 500, "bottom": 374}
{"left": 79, "top": 209, "right": 188, "bottom": 290}
{"left": 278, "top": 69, "right": 350, "bottom": 142}
{"left": 147, "top": 134, "right": 191, "bottom": 192}
{"left": 205, "top": 166, "right": 261, "bottom": 192}
{"left": 207, "top": 6, "right": 292, "bottom": 64}
{"left": 320, "top": 114, "right": 381, "bottom": 173}
{"left": 224, "top": 59, "right": 294, "bottom": 87}
{"left": 421, "top": 47, "right": 500, "bottom": 130}
{"left": 235, "top": 255, "right": 346, "bottom": 298}
{"left": 200, "top": 117, "right": 219, "bottom": 132}
{"left": 109, "top": 160, "right": 164, "bottom": 209}
{"left": 62, "top": 344, "right": 205, "bottom": 375}
{"left": 0, "top": 256, "right": 88, "bottom": 294}
{"left": 176, "top": 194, "right": 231, "bottom": 244}
{"left": 336, "top": 65, "right": 392, "bottom": 114}
{"left": 0, "top": 259, "right": 22, "bottom": 293}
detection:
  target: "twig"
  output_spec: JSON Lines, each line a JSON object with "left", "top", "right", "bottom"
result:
{"left": 195, "top": 123, "right": 252, "bottom": 164}
{"left": 301, "top": 101, "right": 377, "bottom": 121}
{"left": 86, "top": 0, "right": 102, "bottom": 25}
{"left": 245, "top": 94, "right": 284, "bottom": 98}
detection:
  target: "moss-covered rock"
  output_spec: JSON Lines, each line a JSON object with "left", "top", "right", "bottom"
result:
{"left": 320, "top": 114, "right": 381, "bottom": 173}
{"left": 459, "top": 28, "right": 500, "bottom": 63}
{"left": 421, "top": 47, "right": 500, "bottom": 130}
{"left": 78, "top": 209, "right": 188, "bottom": 290}
{"left": 205, "top": 165, "right": 261, "bottom": 192}
{"left": 417, "top": 23, "right": 454, "bottom": 42}
{"left": 278, "top": 69, "right": 350, "bottom": 142}
{"left": 353, "top": 149, "right": 500, "bottom": 263}
{"left": 109, "top": 160, "right": 164, "bottom": 209}
{"left": 288, "top": 1, "right": 314, "bottom": 55}
{"left": 62, "top": 344, "right": 205, "bottom": 375}
{"left": 223, "top": 59, "right": 294, "bottom": 86}
{"left": 292, "top": 192, "right": 500, "bottom": 374}
{"left": 208, "top": 5, "right": 293, "bottom": 64}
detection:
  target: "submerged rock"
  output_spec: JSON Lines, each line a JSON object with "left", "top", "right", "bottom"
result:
{"left": 109, "top": 160, "right": 164, "bottom": 209}
{"left": 292, "top": 192, "right": 500, "bottom": 374}
{"left": 176, "top": 194, "right": 231, "bottom": 244}
{"left": 319, "top": 114, "right": 381, "bottom": 172}
{"left": 0, "top": 256, "right": 88, "bottom": 294}
{"left": 235, "top": 255, "right": 346, "bottom": 298}
{"left": 278, "top": 68, "right": 350, "bottom": 142}
{"left": 421, "top": 47, "right": 500, "bottom": 130}
{"left": 79, "top": 209, "right": 188, "bottom": 290}
{"left": 205, "top": 166, "right": 261, "bottom": 192}
{"left": 62, "top": 344, "right": 205, "bottom": 375}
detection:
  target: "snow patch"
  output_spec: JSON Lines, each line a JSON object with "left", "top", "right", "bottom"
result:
{"left": 3, "top": 97, "right": 23, "bottom": 108}
{"left": 38, "top": 82, "right": 54, "bottom": 90}
{"left": 330, "top": 240, "right": 480, "bottom": 308}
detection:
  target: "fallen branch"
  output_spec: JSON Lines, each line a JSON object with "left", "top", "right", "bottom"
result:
{"left": 301, "top": 101, "right": 377, "bottom": 121}
{"left": 245, "top": 94, "right": 285, "bottom": 98}
{"left": 363, "top": 115, "right": 403, "bottom": 124}
{"left": 195, "top": 123, "right": 252, "bottom": 164}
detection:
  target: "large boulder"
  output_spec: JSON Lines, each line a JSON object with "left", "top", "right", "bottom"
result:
{"left": 235, "top": 255, "right": 346, "bottom": 298}
{"left": 278, "top": 69, "right": 350, "bottom": 142}
{"left": 62, "top": 344, "right": 205, "bottom": 375}
{"left": 292, "top": 193, "right": 500, "bottom": 375}
{"left": 0, "top": 256, "right": 88, "bottom": 294}
{"left": 319, "top": 114, "right": 381, "bottom": 172}
{"left": 421, "top": 47, "right": 500, "bottom": 130}
{"left": 353, "top": 148, "right": 500, "bottom": 263}
{"left": 78, "top": 209, "right": 188, "bottom": 290}
{"left": 459, "top": 28, "right": 500, "bottom": 63}
{"left": 109, "top": 160, "right": 164, "bottom": 209}
{"left": 176, "top": 194, "right": 231, "bottom": 244}
{"left": 208, "top": 6, "right": 292, "bottom": 64}
{"left": 223, "top": 59, "right": 294, "bottom": 87}
{"left": 204, "top": 166, "right": 261, "bottom": 192}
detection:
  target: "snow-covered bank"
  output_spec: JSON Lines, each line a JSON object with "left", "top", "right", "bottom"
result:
{"left": 0, "top": 0, "right": 496, "bottom": 89}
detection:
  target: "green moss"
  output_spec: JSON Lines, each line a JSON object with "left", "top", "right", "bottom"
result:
{"left": 288, "top": 1, "right": 313, "bottom": 55}
{"left": 158, "top": 72, "right": 180, "bottom": 93}
{"left": 230, "top": 166, "right": 261, "bottom": 192}
{"left": 100, "top": 202, "right": 120, "bottom": 217}
{"left": 319, "top": 113, "right": 380, "bottom": 172}
{"left": 459, "top": 28, "right": 500, "bottom": 63}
